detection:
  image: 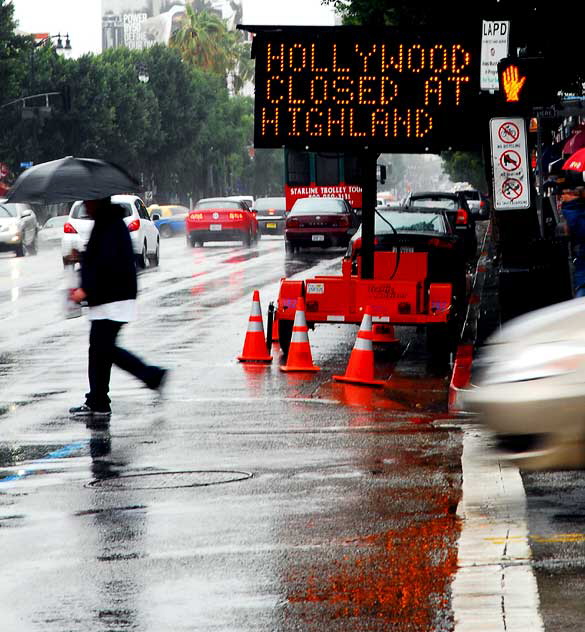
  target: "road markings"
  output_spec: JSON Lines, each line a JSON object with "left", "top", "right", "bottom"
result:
{"left": 452, "top": 429, "right": 544, "bottom": 631}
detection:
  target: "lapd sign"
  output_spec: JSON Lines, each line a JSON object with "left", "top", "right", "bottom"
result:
{"left": 248, "top": 27, "right": 482, "bottom": 152}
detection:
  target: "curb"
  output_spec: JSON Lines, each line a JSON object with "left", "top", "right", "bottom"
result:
{"left": 448, "top": 223, "right": 492, "bottom": 414}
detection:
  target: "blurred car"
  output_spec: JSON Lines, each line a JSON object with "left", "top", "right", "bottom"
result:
{"left": 61, "top": 194, "right": 160, "bottom": 268}
{"left": 459, "top": 189, "right": 490, "bottom": 220}
{"left": 225, "top": 195, "right": 254, "bottom": 209}
{"left": 347, "top": 207, "right": 467, "bottom": 308}
{"left": 38, "top": 215, "right": 69, "bottom": 248}
{"left": 149, "top": 204, "right": 189, "bottom": 238}
{"left": 402, "top": 191, "right": 478, "bottom": 260}
{"left": 186, "top": 197, "right": 259, "bottom": 247}
{"left": 0, "top": 199, "right": 38, "bottom": 257}
{"left": 254, "top": 196, "right": 287, "bottom": 235}
{"left": 465, "top": 298, "right": 585, "bottom": 469}
{"left": 285, "top": 197, "right": 358, "bottom": 251}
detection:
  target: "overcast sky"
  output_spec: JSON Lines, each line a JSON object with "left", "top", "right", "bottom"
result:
{"left": 9, "top": 0, "right": 338, "bottom": 57}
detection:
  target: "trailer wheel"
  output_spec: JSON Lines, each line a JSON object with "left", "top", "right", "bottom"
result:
{"left": 278, "top": 319, "right": 294, "bottom": 355}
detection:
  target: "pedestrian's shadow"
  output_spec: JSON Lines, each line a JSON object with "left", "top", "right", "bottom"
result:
{"left": 87, "top": 418, "right": 116, "bottom": 480}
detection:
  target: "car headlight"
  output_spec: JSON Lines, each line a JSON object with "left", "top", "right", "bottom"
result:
{"left": 481, "top": 343, "right": 585, "bottom": 384}
{"left": 9, "top": 224, "right": 18, "bottom": 235}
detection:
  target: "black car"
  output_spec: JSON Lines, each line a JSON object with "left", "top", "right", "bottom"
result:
{"left": 254, "top": 196, "right": 287, "bottom": 235}
{"left": 402, "top": 191, "right": 478, "bottom": 260}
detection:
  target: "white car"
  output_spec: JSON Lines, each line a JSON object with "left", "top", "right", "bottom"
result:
{"left": 38, "top": 215, "right": 69, "bottom": 248}
{"left": 61, "top": 195, "right": 160, "bottom": 268}
{"left": 465, "top": 297, "right": 585, "bottom": 470}
{"left": 0, "top": 199, "right": 39, "bottom": 257}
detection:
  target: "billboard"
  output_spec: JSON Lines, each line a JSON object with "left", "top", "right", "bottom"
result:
{"left": 102, "top": 0, "right": 240, "bottom": 50}
{"left": 248, "top": 26, "right": 484, "bottom": 153}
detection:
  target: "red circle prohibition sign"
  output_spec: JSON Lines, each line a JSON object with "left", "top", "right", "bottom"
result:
{"left": 498, "top": 122, "right": 520, "bottom": 144}
{"left": 499, "top": 149, "right": 522, "bottom": 172}
{"left": 502, "top": 178, "right": 523, "bottom": 200}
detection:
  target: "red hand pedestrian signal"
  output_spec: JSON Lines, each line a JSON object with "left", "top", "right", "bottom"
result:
{"left": 502, "top": 65, "right": 526, "bottom": 102}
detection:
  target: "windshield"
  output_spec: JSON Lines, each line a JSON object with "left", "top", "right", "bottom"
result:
{"left": 44, "top": 216, "right": 68, "bottom": 228}
{"left": 195, "top": 200, "right": 242, "bottom": 210}
{"left": 0, "top": 204, "right": 16, "bottom": 218}
{"left": 410, "top": 197, "right": 457, "bottom": 210}
{"left": 461, "top": 191, "right": 480, "bottom": 201}
{"left": 290, "top": 198, "right": 345, "bottom": 214}
{"left": 375, "top": 211, "right": 445, "bottom": 234}
{"left": 254, "top": 198, "right": 286, "bottom": 212}
{"left": 71, "top": 202, "right": 133, "bottom": 219}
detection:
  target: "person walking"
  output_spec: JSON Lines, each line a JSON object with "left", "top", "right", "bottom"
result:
{"left": 560, "top": 185, "right": 585, "bottom": 298}
{"left": 69, "top": 197, "right": 167, "bottom": 417}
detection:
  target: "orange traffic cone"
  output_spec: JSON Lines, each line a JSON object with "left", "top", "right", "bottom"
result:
{"left": 333, "top": 307, "right": 385, "bottom": 387}
{"left": 238, "top": 290, "right": 272, "bottom": 363}
{"left": 280, "top": 296, "right": 320, "bottom": 372}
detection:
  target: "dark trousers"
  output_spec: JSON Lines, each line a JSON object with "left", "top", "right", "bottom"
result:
{"left": 86, "top": 319, "right": 163, "bottom": 411}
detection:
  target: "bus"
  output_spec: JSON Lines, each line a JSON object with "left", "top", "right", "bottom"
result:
{"left": 284, "top": 150, "right": 363, "bottom": 212}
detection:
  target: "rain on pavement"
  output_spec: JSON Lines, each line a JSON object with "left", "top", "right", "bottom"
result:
{"left": 0, "top": 234, "right": 580, "bottom": 631}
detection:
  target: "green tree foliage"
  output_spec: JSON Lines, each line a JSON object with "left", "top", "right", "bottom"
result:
{"left": 441, "top": 151, "right": 487, "bottom": 191}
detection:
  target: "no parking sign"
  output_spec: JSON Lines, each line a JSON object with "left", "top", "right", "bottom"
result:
{"left": 490, "top": 117, "right": 530, "bottom": 210}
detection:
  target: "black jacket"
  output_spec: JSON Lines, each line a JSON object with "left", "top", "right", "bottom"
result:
{"left": 81, "top": 202, "right": 137, "bottom": 307}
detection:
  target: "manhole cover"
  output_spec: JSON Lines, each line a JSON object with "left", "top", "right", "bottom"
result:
{"left": 87, "top": 470, "right": 253, "bottom": 490}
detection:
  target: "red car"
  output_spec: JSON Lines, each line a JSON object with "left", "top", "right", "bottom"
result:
{"left": 186, "top": 198, "right": 259, "bottom": 247}
{"left": 285, "top": 197, "right": 358, "bottom": 252}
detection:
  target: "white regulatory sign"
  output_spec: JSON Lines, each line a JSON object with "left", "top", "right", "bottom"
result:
{"left": 490, "top": 117, "right": 530, "bottom": 210}
{"left": 480, "top": 20, "right": 510, "bottom": 91}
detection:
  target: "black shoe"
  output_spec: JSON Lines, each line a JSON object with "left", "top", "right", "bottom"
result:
{"left": 69, "top": 404, "right": 111, "bottom": 418}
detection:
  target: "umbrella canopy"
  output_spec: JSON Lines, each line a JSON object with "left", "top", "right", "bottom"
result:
{"left": 5, "top": 156, "right": 140, "bottom": 205}
{"left": 563, "top": 148, "right": 585, "bottom": 172}
{"left": 562, "top": 127, "right": 585, "bottom": 156}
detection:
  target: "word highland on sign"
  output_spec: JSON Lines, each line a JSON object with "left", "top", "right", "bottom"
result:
{"left": 247, "top": 27, "right": 482, "bottom": 152}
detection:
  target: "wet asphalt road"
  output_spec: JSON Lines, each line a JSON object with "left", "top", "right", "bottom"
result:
{"left": 0, "top": 233, "right": 581, "bottom": 631}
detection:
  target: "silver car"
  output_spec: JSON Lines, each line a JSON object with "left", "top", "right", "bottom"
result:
{"left": 465, "top": 298, "right": 585, "bottom": 469}
{"left": 0, "top": 200, "right": 38, "bottom": 257}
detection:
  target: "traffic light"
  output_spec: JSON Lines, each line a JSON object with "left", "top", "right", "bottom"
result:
{"left": 61, "top": 85, "right": 72, "bottom": 112}
{"left": 497, "top": 57, "right": 557, "bottom": 110}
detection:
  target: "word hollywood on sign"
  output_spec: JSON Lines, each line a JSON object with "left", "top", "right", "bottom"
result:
{"left": 248, "top": 27, "right": 482, "bottom": 152}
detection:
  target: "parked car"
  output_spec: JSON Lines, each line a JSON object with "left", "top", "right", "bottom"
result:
{"left": 347, "top": 207, "right": 468, "bottom": 311}
{"left": 186, "top": 197, "right": 259, "bottom": 247}
{"left": 254, "top": 196, "right": 287, "bottom": 235}
{"left": 465, "top": 297, "right": 585, "bottom": 470}
{"left": 61, "top": 194, "right": 159, "bottom": 268}
{"left": 0, "top": 199, "right": 38, "bottom": 257}
{"left": 149, "top": 204, "right": 189, "bottom": 238}
{"left": 402, "top": 191, "right": 478, "bottom": 260}
{"left": 38, "top": 215, "right": 69, "bottom": 248}
{"left": 285, "top": 197, "right": 358, "bottom": 252}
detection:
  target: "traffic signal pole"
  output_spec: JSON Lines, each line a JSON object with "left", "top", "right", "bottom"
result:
{"left": 360, "top": 149, "right": 378, "bottom": 280}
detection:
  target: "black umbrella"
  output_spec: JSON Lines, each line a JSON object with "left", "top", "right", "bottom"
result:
{"left": 6, "top": 156, "right": 140, "bottom": 204}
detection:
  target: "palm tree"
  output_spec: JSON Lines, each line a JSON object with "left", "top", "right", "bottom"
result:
{"left": 169, "top": 5, "right": 234, "bottom": 77}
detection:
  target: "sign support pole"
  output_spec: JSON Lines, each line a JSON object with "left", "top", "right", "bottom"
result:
{"left": 360, "top": 149, "right": 378, "bottom": 280}
{"left": 535, "top": 112, "right": 544, "bottom": 238}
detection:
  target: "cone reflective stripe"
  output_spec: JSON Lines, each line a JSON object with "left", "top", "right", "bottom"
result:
{"left": 333, "top": 308, "right": 385, "bottom": 387}
{"left": 280, "top": 296, "right": 320, "bottom": 372}
{"left": 238, "top": 290, "right": 272, "bottom": 363}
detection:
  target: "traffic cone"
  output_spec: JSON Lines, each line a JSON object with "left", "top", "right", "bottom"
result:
{"left": 333, "top": 307, "right": 385, "bottom": 387}
{"left": 238, "top": 290, "right": 272, "bottom": 363}
{"left": 280, "top": 297, "right": 320, "bottom": 372}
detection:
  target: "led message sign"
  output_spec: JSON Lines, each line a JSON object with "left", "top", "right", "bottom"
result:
{"left": 249, "top": 27, "right": 482, "bottom": 152}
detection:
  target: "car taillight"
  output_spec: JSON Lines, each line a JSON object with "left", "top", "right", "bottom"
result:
{"left": 479, "top": 200, "right": 486, "bottom": 208}
{"left": 127, "top": 219, "right": 140, "bottom": 232}
{"left": 455, "top": 209, "right": 468, "bottom": 225}
{"left": 286, "top": 218, "right": 300, "bottom": 228}
{"left": 228, "top": 212, "right": 243, "bottom": 220}
{"left": 338, "top": 216, "right": 350, "bottom": 227}
{"left": 189, "top": 213, "right": 204, "bottom": 220}
{"left": 63, "top": 222, "right": 77, "bottom": 234}
{"left": 428, "top": 237, "right": 454, "bottom": 249}
{"left": 268, "top": 209, "right": 275, "bottom": 215}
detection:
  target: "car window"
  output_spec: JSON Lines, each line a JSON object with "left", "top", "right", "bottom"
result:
{"left": 410, "top": 197, "right": 458, "bottom": 210}
{"left": 44, "top": 216, "right": 68, "bottom": 228}
{"left": 0, "top": 204, "right": 16, "bottom": 218}
{"left": 135, "top": 200, "right": 150, "bottom": 220}
{"left": 71, "top": 202, "right": 133, "bottom": 218}
{"left": 290, "top": 198, "right": 345, "bottom": 214}
{"left": 195, "top": 200, "right": 241, "bottom": 210}
{"left": 375, "top": 211, "right": 446, "bottom": 234}
{"left": 254, "top": 197, "right": 287, "bottom": 212}
{"left": 170, "top": 206, "right": 188, "bottom": 215}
